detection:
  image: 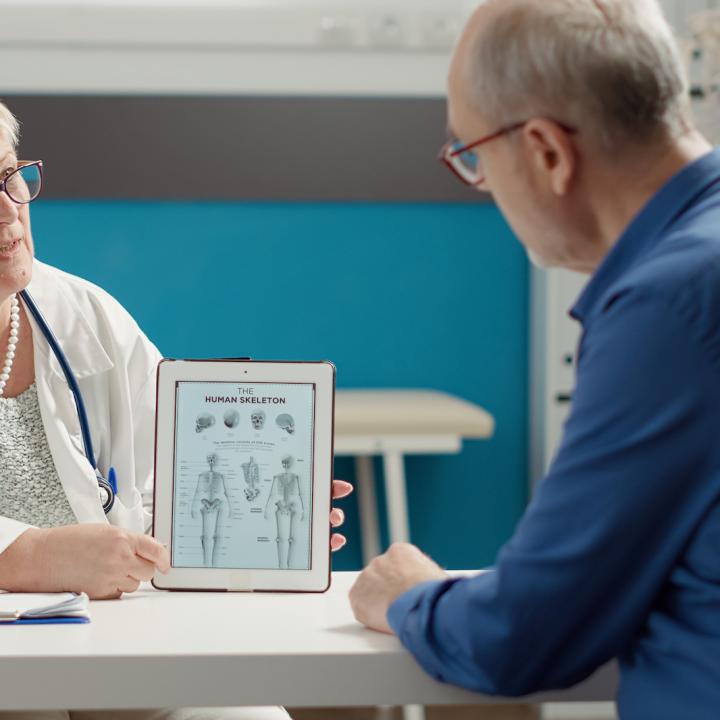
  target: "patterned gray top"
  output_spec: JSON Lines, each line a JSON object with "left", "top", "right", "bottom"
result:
{"left": 0, "top": 383, "right": 77, "bottom": 528}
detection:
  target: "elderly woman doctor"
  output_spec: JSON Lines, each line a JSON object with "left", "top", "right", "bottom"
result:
{"left": 0, "top": 101, "right": 351, "bottom": 720}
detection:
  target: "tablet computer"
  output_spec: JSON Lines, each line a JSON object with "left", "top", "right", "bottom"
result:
{"left": 152, "top": 359, "right": 335, "bottom": 592}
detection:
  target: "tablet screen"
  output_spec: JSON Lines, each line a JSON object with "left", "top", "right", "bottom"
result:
{"left": 170, "top": 381, "right": 315, "bottom": 570}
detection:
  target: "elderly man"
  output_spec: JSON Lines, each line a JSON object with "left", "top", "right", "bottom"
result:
{"left": 349, "top": 1, "right": 720, "bottom": 718}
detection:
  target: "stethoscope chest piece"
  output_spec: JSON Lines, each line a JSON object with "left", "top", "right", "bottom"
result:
{"left": 97, "top": 473, "right": 115, "bottom": 514}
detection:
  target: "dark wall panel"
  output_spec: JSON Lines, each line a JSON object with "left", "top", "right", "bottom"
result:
{"left": 3, "top": 95, "right": 481, "bottom": 202}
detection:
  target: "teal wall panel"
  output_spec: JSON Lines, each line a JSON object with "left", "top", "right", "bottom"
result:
{"left": 30, "top": 200, "right": 529, "bottom": 570}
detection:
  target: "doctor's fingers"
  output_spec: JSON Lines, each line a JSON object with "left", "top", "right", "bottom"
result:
{"left": 115, "top": 575, "right": 141, "bottom": 595}
{"left": 133, "top": 533, "right": 171, "bottom": 573}
{"left": 331, "top": 533, "right": 347, "bottom": 552}
{"left": 330, "top": 508, "right": 345, "bottom": 527}
{"left": 127, "top": 554, "right": 158, "bottom": 583}
{"left": 332, "top": 480, "right": 353, "bottom": 500}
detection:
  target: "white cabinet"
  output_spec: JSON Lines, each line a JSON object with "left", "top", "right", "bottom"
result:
{"left": 530, "top": 269, "right": 587, "bottom": 482}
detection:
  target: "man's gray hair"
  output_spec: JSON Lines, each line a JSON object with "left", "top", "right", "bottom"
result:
{"left": 0, "top": 101, "right": 19, "bottom": 148}
{"left": 468, "top": 0, "right": 690, "bottom": 152}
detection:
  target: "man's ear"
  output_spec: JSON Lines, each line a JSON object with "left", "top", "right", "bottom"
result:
{"left": 522, "top": 119, "right": 577, "bottom": 196}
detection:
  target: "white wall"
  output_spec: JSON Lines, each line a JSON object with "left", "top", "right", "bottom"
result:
{"left": 1, "top": 0, "right": 700, "bottom": 97}
{"left": 660, "top": 0, "right": 718, "bottom": 30}
{"left": 0, "top": 0, "right": 475, "bottom": 96}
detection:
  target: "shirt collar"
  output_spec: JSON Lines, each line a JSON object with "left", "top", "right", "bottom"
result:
{"left": 571, "top": 148, "right": 720, "bottom": 323}
{"left": 24, "top": 259, "right": 114, "bottom": 379}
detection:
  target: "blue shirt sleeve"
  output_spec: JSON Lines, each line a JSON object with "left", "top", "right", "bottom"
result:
{"left": 387, "top": 289, "right": 720, "bottom": 696}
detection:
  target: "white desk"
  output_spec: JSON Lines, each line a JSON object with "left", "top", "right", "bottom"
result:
{"left": 0, "top": 573, "right": 617, "bottom": 711}
{"left": 335, "top": 390, "right": 495, "bottom": 563}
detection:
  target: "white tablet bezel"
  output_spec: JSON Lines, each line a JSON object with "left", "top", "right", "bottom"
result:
{"left": 152, "top": 359, "right": 335, "bottom": 592}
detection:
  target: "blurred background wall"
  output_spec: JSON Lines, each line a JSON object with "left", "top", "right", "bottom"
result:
{"left": 0, "top": 0, "right": 531, "bottom": 572}
{"left": 0, "top": 0, "right": 706, "bottom": 573}
{"left": 29, "top": 199, "right": 527, "bottom": 571}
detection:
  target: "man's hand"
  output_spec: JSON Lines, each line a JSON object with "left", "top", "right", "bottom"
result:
{"left": 349, "top": 543, "right": 448, "bottom": 634}
{"left": 330, "top": 479, "right": 353, "bottom": 552}
{"left": 0, "top": 524, "right": 170, "bottom": 600}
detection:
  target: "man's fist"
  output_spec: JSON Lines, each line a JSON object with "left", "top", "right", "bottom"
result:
{"left": 349, "top": 543, "right": 448, "bottom": 634}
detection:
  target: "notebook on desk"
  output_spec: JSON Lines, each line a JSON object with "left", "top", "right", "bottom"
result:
{"left": 0, "top": 592, "right": 90, "bottom": 625}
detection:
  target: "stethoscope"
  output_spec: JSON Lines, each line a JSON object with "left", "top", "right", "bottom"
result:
{"left": 19, "top": 289, "right": 117, "bottom": 514}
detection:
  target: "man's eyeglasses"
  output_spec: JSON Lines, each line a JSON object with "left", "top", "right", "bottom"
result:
{"left": 0, "top": 161, "right": 43, "bottom": 205}
{"left": 439, "top": 121, "right": 577, "bottom": 187}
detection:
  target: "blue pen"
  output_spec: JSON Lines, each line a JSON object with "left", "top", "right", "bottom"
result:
{"left": 0, "top": 617, "right": 91, "bottom": 626}
{"left": 108, "top": 467, "right": 118, "bottom": 497}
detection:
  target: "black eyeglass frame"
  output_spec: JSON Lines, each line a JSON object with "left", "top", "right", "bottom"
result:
{"left": 0, "top": 161, "right": 44, "bottom": 205}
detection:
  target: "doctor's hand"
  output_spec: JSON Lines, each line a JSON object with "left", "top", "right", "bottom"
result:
{"left": 330, "top": 479, "right": 353, "bottom": 552}
{"left": 42, "top": 524, "right": 170, "bottom": 599}
{"left": 6, "top": 524, "right": 171, "bottom": 600}
{"left": 349, "top": 543, "right": 448, "bottom": 634}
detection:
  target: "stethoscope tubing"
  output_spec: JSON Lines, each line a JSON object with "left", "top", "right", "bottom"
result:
{"left": 19, "top": 289, "right": 115, "bottom": 513}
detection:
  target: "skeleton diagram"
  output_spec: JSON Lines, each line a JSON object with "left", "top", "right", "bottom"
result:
{"left": 196, "top": 413, "right": 215, "bottom": 433}
{"left": 276, "top": 413, "right": 295, "bottom": 435}
{"left": 251, "top": 410, "right": 266, "bottom": 431}
{"left": 242, "top": 456, "right": 261, "bottom": 502}
{"left": 191, "top": 453, "right": 231, "bottom": 567}
{"left": 264, "top": 455, "right": 305, "bottom": 569}
{"left": 224, "top": 409, "right": 240, "bottom": 429}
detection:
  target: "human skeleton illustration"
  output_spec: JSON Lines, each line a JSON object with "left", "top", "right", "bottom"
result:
{"left": 251, "top": 410, "right": 266, "bottom": 430}
{"left": 191, "top": 453, "right": 231, "bottom": 566}
{"left": 275, "top": 413, "right": 295, "bottom": 435}
{"left": 224, "top": 409, "right": 240, "bottom": 429}
{"left": 242, "top": 456, "right": 261, "bottom": 502}
{"left": 195, "top": 412, "right": 215, "bottom": 433}
{"left": 264, "top": 455, "right": 305, "bottom": 569}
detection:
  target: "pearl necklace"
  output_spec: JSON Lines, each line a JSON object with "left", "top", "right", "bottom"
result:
{"left": 0, "top": 295, "right": 19, "bottom": 397}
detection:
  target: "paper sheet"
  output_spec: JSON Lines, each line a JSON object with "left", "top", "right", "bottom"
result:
{"left": 0, "top": 592, "right": 90, "bottom": 619}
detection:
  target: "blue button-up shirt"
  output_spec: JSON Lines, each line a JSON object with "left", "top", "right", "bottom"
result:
{"left": 388, "top": 149, "right": 720, "bottom": 719}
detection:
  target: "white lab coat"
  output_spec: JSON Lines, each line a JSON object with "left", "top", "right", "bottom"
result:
{"left": 0, "top": 259, "right": 162, "bottom": 555}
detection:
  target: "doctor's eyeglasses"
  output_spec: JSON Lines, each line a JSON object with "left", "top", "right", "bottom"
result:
{"left": 0, "top": 161, "right": 43, "bottom": 205}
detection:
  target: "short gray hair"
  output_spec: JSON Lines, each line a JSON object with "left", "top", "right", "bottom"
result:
{"left": 0, "top": 102, "right": 19, "bottom": 148}
{"left": 468, "top": 0, "right": 690, "bottom": 152}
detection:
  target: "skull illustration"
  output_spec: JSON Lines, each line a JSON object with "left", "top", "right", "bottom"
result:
{"left": 195, "top": 413, "right": 216, "bottom": 433}
{"left": 281, "top": 455, "right": 294, "bottom": 470}
{"left": 251, "top": 410, "right": 266, "bottom": 430}
{"left": 223, "top": 409, "right": 240, "bottom": 429}
{"left": 276, "top": 414, "right": 295, "bottom": 435}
